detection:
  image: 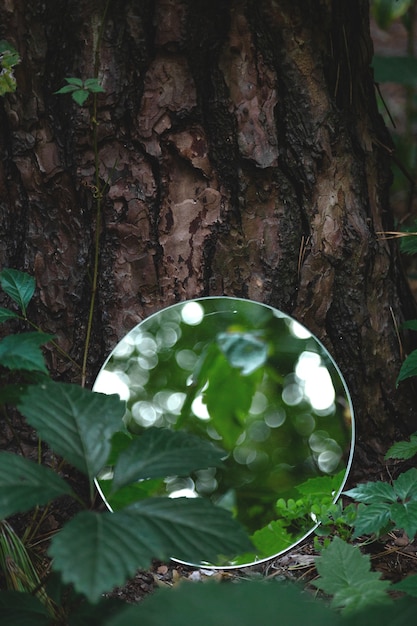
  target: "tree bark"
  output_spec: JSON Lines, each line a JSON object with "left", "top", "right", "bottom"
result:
{"left": 1, "top": 0, "right": 416, "bottom": 477}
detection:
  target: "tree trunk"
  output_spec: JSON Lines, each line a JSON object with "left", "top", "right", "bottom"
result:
{"left": 1, "top": 0, "right": 416, "bottom": 477}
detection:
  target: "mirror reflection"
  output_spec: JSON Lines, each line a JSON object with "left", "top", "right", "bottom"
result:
{"left": 93, "top": 297, "right": 354, "bottom": 567}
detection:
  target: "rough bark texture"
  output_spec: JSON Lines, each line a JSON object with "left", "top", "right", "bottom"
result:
{"left": 1, "top": 0, "right": 416, "bottom": 476}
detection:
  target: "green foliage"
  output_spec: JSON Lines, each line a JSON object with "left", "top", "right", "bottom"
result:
{"left": 313, "top": 537, "right": 391, "bottom": 615}
{"left": 0, "top": 452, "right": 74, "bottom": 518}
{"left": 371, "top": 0, "right": 414, "bottom": 29}
{"left": 106, "top": 580, "right": 343, "bottom": 626}
{"left": 111, "top": 427, "right": 225, "bottom": 492}
{"left": 0, "top": 268, "right": 35, "bottom": 316}
{"left": 51, "top": 500, "right": 252, "bottom": 603}
{"left": 385, "top": 431, "right": 417, "bottom": 460}
{"left": 344, "top": 468, "right": 417, "bottom": 538}
{"left": 55, "top": 77, "right": 105, "bottom": 106}
{"left": 0, "top": 332, "right": 53, "bottom": 374}
{"left": 0, "top": 40, "right": 20, "bottom": 96}
{"left": 18, "top": 381, "right": 125, "bottom": 493}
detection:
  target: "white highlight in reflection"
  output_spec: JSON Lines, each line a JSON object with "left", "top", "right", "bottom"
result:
{"left": 181, "top": 301, "right": 204, "bottom": 325}
{"left": 290, "top": 320, "right": 311, "bottom": 339}
{"left": 93, "top": 370, "right": 130, "bottom": 401}
{"left": 191, "top": 395, "right": 210, "bottom": 420}
{"left": 131, "top": 400, "right": 159, "bottom": 426}
{"left": 295, "top": 351, "right": 335, "bottom": 411}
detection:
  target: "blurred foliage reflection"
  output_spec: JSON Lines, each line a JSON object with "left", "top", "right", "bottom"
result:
{"left": 94, "top": 298, "right": 353, "bottom": 566}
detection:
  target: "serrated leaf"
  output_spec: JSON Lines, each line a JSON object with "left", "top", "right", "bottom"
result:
{"left": 313, "top": 537, "right": 391, "bottom": 614}
{"left": 385, "top": 433, "right": 417, "bottom": 460}
{"left": 251, "top": 519, "right": 296, "bottom": 557}
{"left": 50, "top": 500, "right": 253, "bottom": 603}
{"left": 343, "top": 480, "right": 397, "bottom": 504}
{"left": 0, "top": 591, "right": 50, "bottom": 626}
{"left": 72, "top": 89, "right": 90, "bottom": 106}
{"left": 106, "top": 580, "right": 341, "bottom": 626}
{"left": 352, "top": 502, "right": 392, "bottom": 537}
{"left": 18, "top": 382, "right": 125, "bottom": 482}
{"left": 397, "top": 350, "right": 417, "bottom": 384}
{"left": 0, "top": 332, "right": 52, "bottom": 373}
{"left": 390, "top": 502, "right": 417, "bottom": 538}
{"left": 112, "top": 428, "right": 225, "bottom": 492}
{"left": 393, "top": 468, "right": 417, "bottom": 501}
{"left": 0, "top": 452, "right": 74, "bottom": 518}
{"left": 0, "top": 268, "right": 35, "bottom": 315}
{"left": 297, "top": 470, "right": 345, "bottom": 498}
{"left": 0, "top": 307, "right": 19, "bottom": 323}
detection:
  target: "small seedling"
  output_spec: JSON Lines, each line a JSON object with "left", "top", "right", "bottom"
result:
{"left": 55, "top": 77, "right": 105, "bottom": 106}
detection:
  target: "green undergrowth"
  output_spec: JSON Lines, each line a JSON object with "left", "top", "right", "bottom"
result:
{"left": 1, "top": 269, "right": 417, "bottom": 624}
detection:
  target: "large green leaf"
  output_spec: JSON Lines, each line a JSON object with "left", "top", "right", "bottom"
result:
{"left": 105, "top": 580, "right": 343, "bottom": 626}
{"left": 385, "top": 433, "right": 417, "bottom": 460}
{"left": 0, "top": 592, "right": 50, "bottom": 626}
{"left": 0, "top": 452, "right": 74, "bottom": 518}
{"left": 393, "top": 574, "right": 417, "bottom": 598}
{"left": 390, "top": 502, "right": 417, "bottom": 539}
{"left": 313, "top": 537, "right": 391, "bottom": 615}
{"left": 352, "top": 502, "right": 392, "bottom": 538}
{"left": 393, "top": 468, "right": 417, "bottom": 501}
{"left": 0, "top": 269, "right": 35, "bottom": 315}
{"left": 112, "top": 427, "right": 225, "bottom": 492}
{"left": 18, "top": 382, "right": 125, "bottom": 481}
{"left": 0, "top": 332, "right": 52, "bottom": 373}
{"left": 50, "top": 500, "right": 253, "bottom": 603}
{"left": 397, "top": 350, "right": 417, "bottom": 385}
{"left": 343, "top": 481, "right": 396, "bottom": 504}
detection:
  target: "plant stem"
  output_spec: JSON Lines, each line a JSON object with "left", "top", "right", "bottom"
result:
{"left": 80, "top": 0, "right": 111, "bottom": 387}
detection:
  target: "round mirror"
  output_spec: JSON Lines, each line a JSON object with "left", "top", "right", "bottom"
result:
{"left": 93, "top": 297, "right": 354, "bottom": 568}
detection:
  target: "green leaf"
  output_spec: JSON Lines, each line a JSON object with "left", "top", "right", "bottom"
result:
{"left": 63, "top": 77, "right": 84, "bottom": 87}
{"left": 105, "top": 580, "right": 342, "bottom": 626}
{"left": 297, "top": 471, "right": 345, "bottom": 498}
{"left": 0, "top": 332, "right": 52, "bottom": 373}
{"left": 397, "top": 350, "right": 417, "bottom": 384}
{"left": 217, "top": 331, "right": 268, "bottom": 375}
{"left": 72, "top": 89, "right": 90, "bottom": 106}
{"left": 352, "top": 502, "right": 392, "bottom": 537}
{"left": 0, "top": 307, "right": 19, "bottom": 323}
{"left": 372, "top": 0, "right": 414, "bottom": 30}
{"left": 112, "top": 428, "right": 225, "bottom": 492}
{"left": 313, "top": 537, "right": 391, "bottom": 614}
{"left": 403, "top": 320, "right": 417, "bottom": 332}
{"left": 343, "top": 480, "right": 397, "bottom": 504}
{"left": 390, "top": 502, "right": 417, "bottom": 538}
{"left": 373, "top": 56, "right": 417, "bottom": 86}
{"left": 50, "top": 500, "right": 253, "bottom": 603}
{"left": 0, "top": 268, "right": 35, "bottom": 315}
{"left": 393, "top": 468, "right": 417, "bottom": 501}
{"left": 0, "top": 452, "right": 74, "bottom": 518}
{"left": 0, "top": 591, "right": 50, "bottom": 626}
{"left": 251, "top": 519, "right": 296, "bottom": 557}
{"left": 83, "top": 78, "right": 105, "bottom": 93}
{"left": 54, "top": 84, "right": 78, "bottom": 94}
{"left": 18, "top": 382, "right": 125, "bottom": 482}
{"left": 392, "top": 574, "right": 417, "bottom": 598}
{"left": 385, "top": 433, "right": 417, "bottom": 460}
